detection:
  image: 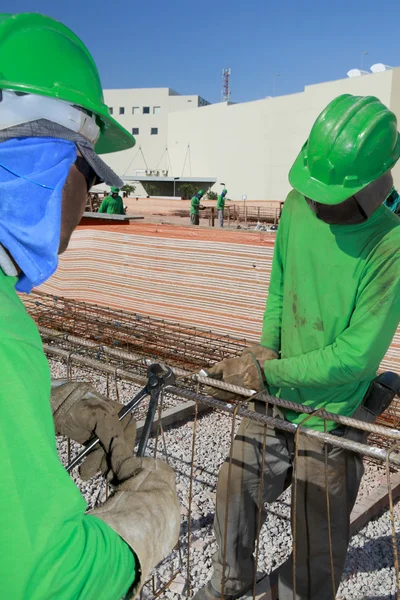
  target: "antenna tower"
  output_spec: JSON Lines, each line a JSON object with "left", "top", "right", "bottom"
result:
{"left": 222, "top": 68, "right": 231, "bottom": 102}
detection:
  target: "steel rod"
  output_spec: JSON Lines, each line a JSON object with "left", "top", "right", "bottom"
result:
{"left": 42, "top": 332, "right": 400, "bottom": 439}
{"left": 166, "top": 386, "right": 400, "bottom": 467}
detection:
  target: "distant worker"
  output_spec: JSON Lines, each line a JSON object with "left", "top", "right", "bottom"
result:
{"left": 98, "top": 186, "right": 125, "bottom": 214}
{"left": 217, "top": 188, "right": 228, "bottom": 227}
{"left": 0, "top": 12, "right": 180, "bottom": 600}
{"left": 190, "top": 189, "right": 205, "bottom": 225}
{"left": 384, "top": 186, "right": 400, "bottom": 214}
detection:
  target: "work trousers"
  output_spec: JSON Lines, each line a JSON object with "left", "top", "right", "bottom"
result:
{"left": 191, "top": 213, "right": 200, "bottom": 225}
{"left": 218, "top": 210, "right": 224, "bottom": 227}
{"left": 210, "top": 404, "right": 365, "bottom": 600}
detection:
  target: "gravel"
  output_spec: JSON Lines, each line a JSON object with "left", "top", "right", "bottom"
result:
{"left": 50, "top": 360, "right": 400, "bottom": 599}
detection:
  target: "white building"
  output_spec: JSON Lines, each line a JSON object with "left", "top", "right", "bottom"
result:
{"left": 102, "top": 87, "right": 213, "bottom": 196}
{"left": 102, "top": 68, "right": 400, "bottom": 200}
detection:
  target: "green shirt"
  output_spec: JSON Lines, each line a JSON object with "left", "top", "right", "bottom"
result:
{"left": 0, "top": 272, "right": 135, "bottom": 598}
{"left": 261, "top": 190, "right": 400, "bottom": 431}
{"left": 190, "top": 195, "right": 200, "bottom": 215}
{"left": 217, "top": 194, "right": 226, "bottom": 210}
{"left": 98, "top": 194, "right": 125, "bottom": 215}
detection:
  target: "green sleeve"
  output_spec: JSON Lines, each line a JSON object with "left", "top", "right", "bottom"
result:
{"left": 264, "top": 237, "right": 400, "bottom": 388}
{"left": 98, "top": 198, "right": 108, "bottom": 213}
{"left": 191, "top": 196, "right": 199, "bottom": 210}
{"left": 0, "top": 277, "right": 137, "bottom": 599}
{"left": 259, "top": 201, "right": 287, "bottom": 353}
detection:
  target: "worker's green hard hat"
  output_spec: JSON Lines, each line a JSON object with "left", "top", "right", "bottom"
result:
{"left": 198, "top": 189, "right": 204, "bottom": 196}
{"left": 0, "top": 13, "right": 135, "bottom": 155}
{"left": 289, "top": 94, "right": 400, "bottom": 205}
{"left": 111, "top": 186, "right": 120, "bottom": 193}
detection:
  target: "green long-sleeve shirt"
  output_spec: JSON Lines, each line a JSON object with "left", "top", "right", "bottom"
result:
{"left": 0, "top": 271, "right": 136, "bottom": 598}
{"left": 217, "top": 194, "right": 226, "bottom": 210}
{"left": 98, "top": 194, "right": 125, "bottom": 215}
{"left": 190, "top": 195, "right": 200, "bottom": 215}
{"left": 261, "top": 190, "right": 400, "bottom": 431}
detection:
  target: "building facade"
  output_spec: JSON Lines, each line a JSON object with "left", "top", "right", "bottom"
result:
{"left": 103, "top": 69, "right": 400, "bottom": 200}
{"left": 102, "top": 87, "right": 210, "bottom": 194}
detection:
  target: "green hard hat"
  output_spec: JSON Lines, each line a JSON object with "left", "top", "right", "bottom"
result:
{"left": 222, "top": 188, "right": 227, "bottom": 194}
{"left": 197, "top": 189, "right": 204, "bottom": 196}
{"left": 0, "top": 13, "right": 135, "bottom": 155}
{"left": 111, "top": 186, "right": 120, "bottom": 193}
{"left": 289, "top": 94, "right": 400, "bottom": 205}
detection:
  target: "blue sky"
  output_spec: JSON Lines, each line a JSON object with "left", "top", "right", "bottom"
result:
{"left": 6, "top": 0, "right": 400, "bottom": 104}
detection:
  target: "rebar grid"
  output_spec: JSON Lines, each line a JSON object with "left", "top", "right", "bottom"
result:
{"left": 24, "top": 291, "right": 247, "bottom": 371}
{"left": 46, "top": 336, "right": 400, "bottom": 600}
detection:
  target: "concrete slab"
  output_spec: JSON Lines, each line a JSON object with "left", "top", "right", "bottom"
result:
{"left": 350, "top": 470, "right": 400, "bottom": 534}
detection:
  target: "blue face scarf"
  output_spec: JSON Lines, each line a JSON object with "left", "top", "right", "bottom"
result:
{"left": 0, "top": 137, "right": 77, "bottom": 293}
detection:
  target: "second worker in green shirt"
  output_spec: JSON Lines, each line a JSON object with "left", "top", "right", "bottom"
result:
{"left": 98, "top": 186, "right": 125, "bottom": 215}
{"left": 194, "top": 94, "right": 400, "bottom": 600}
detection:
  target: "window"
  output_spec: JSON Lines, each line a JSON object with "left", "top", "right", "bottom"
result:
{"left": 153, "top": 106, "right": 161, "bottom": 115}
{"left": 132, "top": 106, "right": 140, "bottom": 114}
{"left": 151, "top": 128, "right": 158, "bottom": 135}
{"left": 109, "top": 107, "right": 113, "bottom": 114}
{"left": 119, "top": 107, "right": 125, "bottom": 115}
{"left": 132, "top": 128, "right": 139, "bottom": 135}
{"left": 143, "top": 106, "right": 150, "bottom": 114}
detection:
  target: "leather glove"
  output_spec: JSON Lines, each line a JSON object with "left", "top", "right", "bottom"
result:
{"left": 90, "top": 431, "right": 180, "bottom": 598}
{"left": 205, "top": 345, "right": 278, "bottom": 401}
{"left": 51, "top": 379, "right": 137, "bottom": 480}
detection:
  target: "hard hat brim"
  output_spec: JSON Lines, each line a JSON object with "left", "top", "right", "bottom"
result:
{"left": 0, "top": 81, "right": 135, "bottom": 156}
{"left": 95, "top": 106, "right": 136, "bottom": 155}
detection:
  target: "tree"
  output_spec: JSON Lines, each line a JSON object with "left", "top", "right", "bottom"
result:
{"left": 179, "top": 183, "right": 198, "bottom": 200}
{"left": 144, "top": 183, "right": 159, "bottom": 197}
{"left": 206, "top": 190, "right": 218, "bottom": 200}
{"left": 120, "top": 184, "right": 136, "bottom": 196}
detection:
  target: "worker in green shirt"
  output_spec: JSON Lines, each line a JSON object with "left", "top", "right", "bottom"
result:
{"left": 194, "top": 94, "right": 400, "bottom": 600}
{"left": 217, "top": 188, "right": 227, "bottom": 227}
{"left": 98, "top": 186, "right": 125, "bottom": 215}
{"left": 0, "top": 12, "right": 180, "bottom": 600}
{"left": 190, "top": 189, "right": 204, "bottom": 225}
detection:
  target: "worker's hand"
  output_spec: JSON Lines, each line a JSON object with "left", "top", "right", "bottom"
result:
{"left": 51, "top": 380, "right": 136, "bottom": 480}
{"left": 90, "top": 454, "right": 180, "bottom": 598}
{"left": 205, "top": 345, "right": 278, "bottom": 401}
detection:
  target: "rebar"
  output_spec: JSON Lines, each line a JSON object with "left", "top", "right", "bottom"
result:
{"left": 25, "top": 290, "right": 247, "bottom": 370}
{"left": 166, "top": 386, "right": 400, "bottom": 467}
{"left": 42, "top": 326, "right": 400, "bottom": 441}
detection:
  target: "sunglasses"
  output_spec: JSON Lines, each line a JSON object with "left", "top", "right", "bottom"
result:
{"left": 74, "top": 155, "right": 103, "bottom": 191}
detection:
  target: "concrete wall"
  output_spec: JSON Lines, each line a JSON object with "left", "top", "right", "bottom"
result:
{"left": 167, "top": 70, "right": 397, "bottom": 200}
{"left": 390, "top": 69, "right": 400, "bottom": 186}
{"left": 100, "top": 70, "right": 400, "bottom": 200}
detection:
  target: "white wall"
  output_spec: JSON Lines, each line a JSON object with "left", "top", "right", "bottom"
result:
{"left": 167, "top": 70, "right": 396, "bottom": 200}
{"left": 100, "top": 70, "right": 400, "bottom": 200}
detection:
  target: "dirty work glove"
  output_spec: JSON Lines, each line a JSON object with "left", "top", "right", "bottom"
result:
{"left": 205, "top": 345, "right": 278, "bottom": 401}
{"left": 51, "top": 379, "right": 137, "bottom": 480}
{"left": 90, "top": 447, "right": 180, "bottom": 598}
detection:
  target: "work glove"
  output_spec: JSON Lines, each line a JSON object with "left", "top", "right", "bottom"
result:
{"left": 51, "top": 379, "right": 137, "bottom": 480}
{"left": 205, "top": 344, "right": 278, "bottom": 401}
{"left": 90, "top": 430, "right": 181, "bottom": 598}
